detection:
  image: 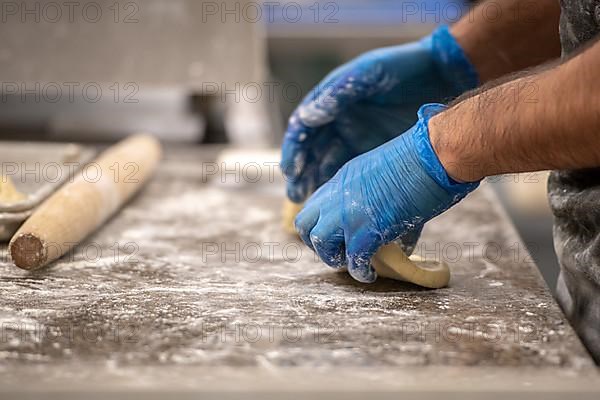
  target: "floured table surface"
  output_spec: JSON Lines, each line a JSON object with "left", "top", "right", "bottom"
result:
{"left": 0, "top": 145, "right": 598, "bottom": 396}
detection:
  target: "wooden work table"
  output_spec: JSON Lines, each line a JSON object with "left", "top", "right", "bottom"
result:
{"left": 0, "top": 145, "right": 598, "bottom": 398}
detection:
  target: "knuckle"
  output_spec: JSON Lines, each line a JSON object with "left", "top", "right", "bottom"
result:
{"left": 309, "top": 232, "right": 322, "bottom": 248}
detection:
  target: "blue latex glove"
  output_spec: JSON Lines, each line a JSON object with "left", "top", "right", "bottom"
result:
{"left": 294, "top": 104, "right": 480, "bottom": 283}
{"left": 281, "top": 25, "right": 478, "bottom": 204}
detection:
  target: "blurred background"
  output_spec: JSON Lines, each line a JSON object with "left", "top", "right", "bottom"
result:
{"left": 0, "top": 0, "right": 558, "bottom": 289}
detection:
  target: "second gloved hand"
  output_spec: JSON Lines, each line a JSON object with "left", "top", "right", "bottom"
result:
{"left": 294, "top": 104, "right": 480, "bottom": 283}
{"left": 281, "top": 25, "right": 479, "bottom": 203}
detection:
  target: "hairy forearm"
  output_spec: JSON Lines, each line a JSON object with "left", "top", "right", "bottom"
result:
{"left": 452, "top": 0, "right": 561, "bottom": 82}
{"left": 430, "top": 38, "right": 600, "bottom": 182}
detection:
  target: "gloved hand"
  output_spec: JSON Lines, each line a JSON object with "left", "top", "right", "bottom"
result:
{"left": 281, "top": 25, "right": 478, "bottom": 203}
{"left": 294, "top": 104, "right": 480, "bottom": 283}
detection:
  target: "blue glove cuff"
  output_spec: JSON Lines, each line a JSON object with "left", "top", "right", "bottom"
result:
{"left": 427, "top": 25, "right": 479, "bottom": 94}
{"left": 413, "top": 103, "right": 480, "bottom": 197}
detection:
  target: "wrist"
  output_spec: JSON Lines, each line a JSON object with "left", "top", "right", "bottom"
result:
{"left": 428, "top": 111, "right": 484, "bottom": 183}
{"left": 429, "top": 25, "right": 480, "bottom": 94}
{"left": 413, "top": 104, "right": 480, "bottom": 194}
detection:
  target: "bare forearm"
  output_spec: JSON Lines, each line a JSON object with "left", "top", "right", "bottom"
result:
{"left": 452, "top": 0, "right": 561, "bottom": 82}
{"left": 430, "top": 38, "right": 600, "bottom": 182}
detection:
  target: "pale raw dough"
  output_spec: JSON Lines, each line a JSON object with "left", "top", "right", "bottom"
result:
{"left": 371, "top": 243, "right": 450, "bottom": 289}
{"left": 282, "top": 199, "right": 450, "bottom": 288}
{"left": 0, "top": 175, "right": 26, "bottom": 204}
{"left": 282, "top": 198, "right": 303, "bottom": 235}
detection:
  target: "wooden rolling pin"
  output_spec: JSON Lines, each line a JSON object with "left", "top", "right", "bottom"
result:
{"left": 9, "top": 134, "right": 162, "bottom": 270}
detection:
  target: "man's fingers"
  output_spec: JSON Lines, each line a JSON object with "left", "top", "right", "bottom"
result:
{"left": 309, "top": 216, "right": 346, "bottom": 269}
{"left": 280, "top": 112, "right": 312, "bottom": 182}
{"left": 297, "top": 65, "right": 385, "bottom": 128}
{"left": 281, "top": 57, "right": 385, "bottom": 198}
{"left": 283, "top": 125, "right": 342, "bottom": 203}
{"left": 294, "top": 203, "right": 320, "bottom": 252}
{"left": 280, "top": 65, "right": 357, "bottom": 183}
{"left": 345, "top": 227, "right": 381, "bottom": 283}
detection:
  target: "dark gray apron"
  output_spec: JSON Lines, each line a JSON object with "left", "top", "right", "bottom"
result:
{"left": 549, "top": 0, "right": 600, "bottom": 363}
